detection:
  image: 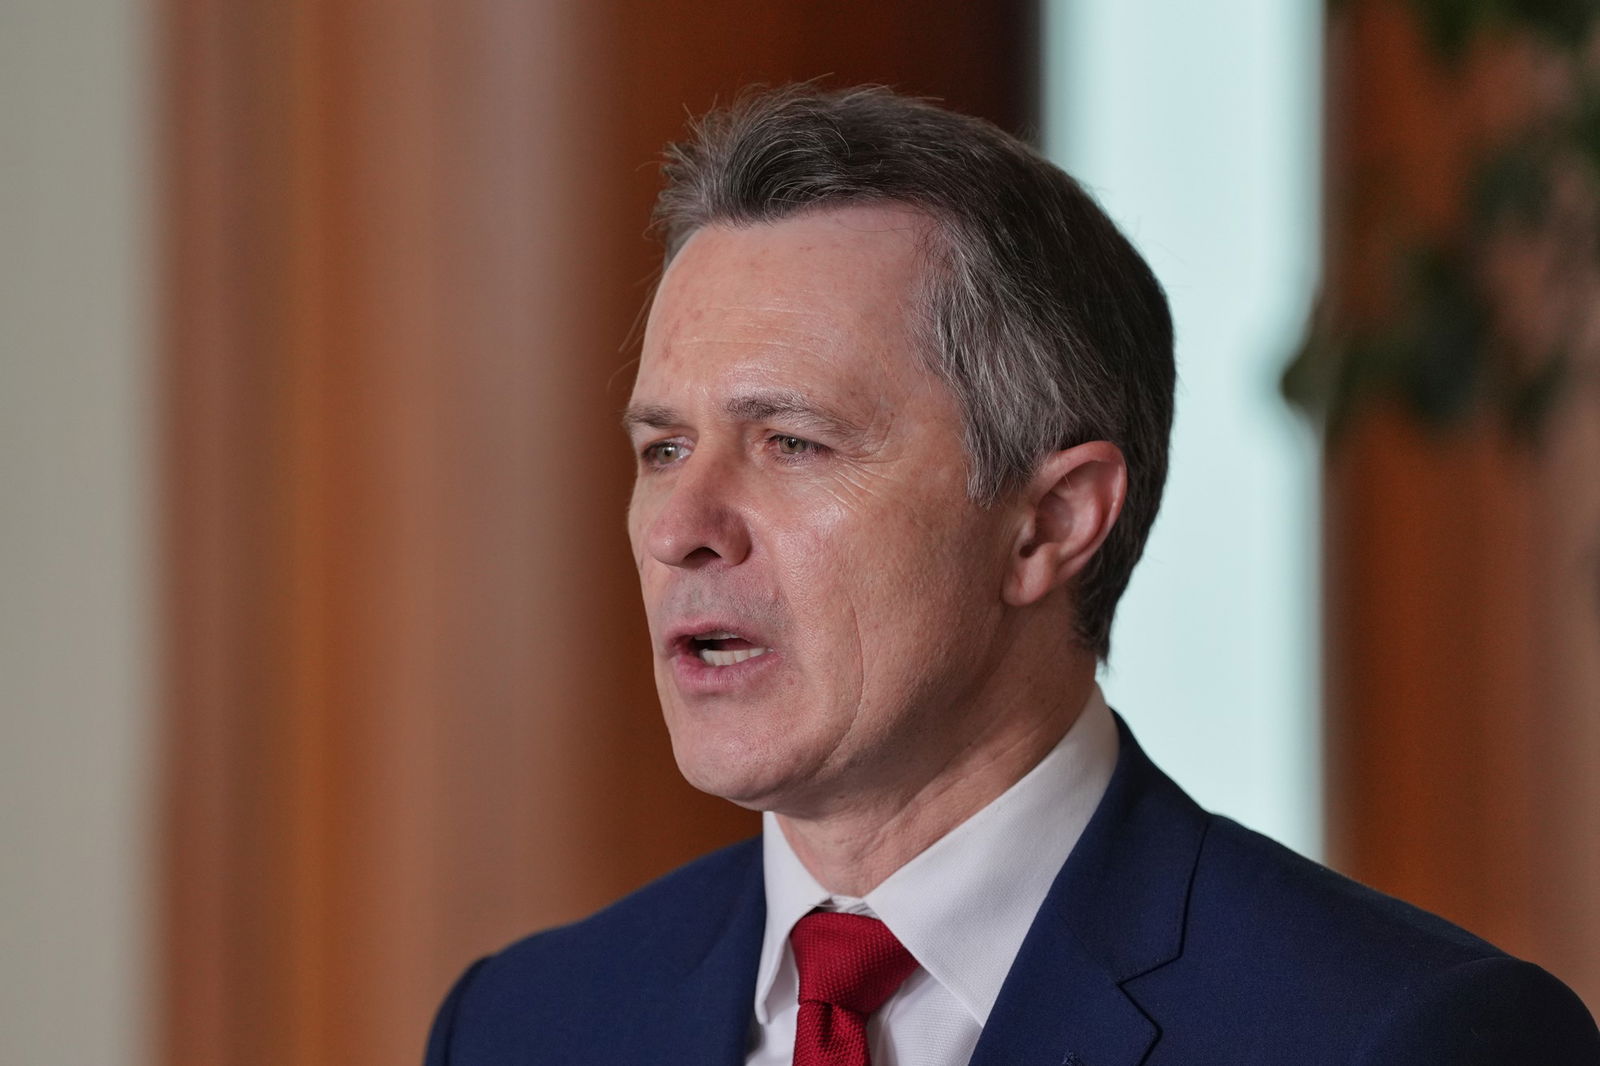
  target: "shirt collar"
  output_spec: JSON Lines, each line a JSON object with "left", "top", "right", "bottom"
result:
{"left": 753, "top": 686, "right": 1120, "bottom": 1026}
{"left": 754, "top": 808, "right": 834, "bottom": 1026}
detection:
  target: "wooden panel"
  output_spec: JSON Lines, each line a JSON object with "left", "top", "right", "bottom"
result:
{"left": 1528, "top": 383, "right": 1600, "bottom": 1007}
{"left": 1321, "top": 0, "right": 1600, "bottom": 1010}
{"left": 158, "top": 2, "right": 1034, "bottom": 1064}
{"left": 1325, "top": 408, "right": 1542, "bottom": 946}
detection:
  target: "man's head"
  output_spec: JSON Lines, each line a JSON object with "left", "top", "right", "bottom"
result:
{"left": 653, "top": 86, "right": 1174, "bottom": 658}
{"left": 624, "top": 87, "right": 1173, "bottom": 817}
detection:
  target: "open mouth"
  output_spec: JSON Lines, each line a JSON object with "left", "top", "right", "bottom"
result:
{"left": 686, "top": 630, "right": 772, "bottom": 667}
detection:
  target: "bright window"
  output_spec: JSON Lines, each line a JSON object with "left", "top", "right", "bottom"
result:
{"left": 1044, "top": 0, "right": 1324, "bottom": 857}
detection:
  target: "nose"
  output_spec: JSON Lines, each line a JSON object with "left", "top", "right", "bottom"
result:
{"left": 639, "top": 452, "right": 753, "bottom": 570}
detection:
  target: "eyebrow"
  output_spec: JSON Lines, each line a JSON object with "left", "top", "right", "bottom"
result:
{"left": 621, "top": 388, "right": 870, "bottom": 444}
{"left": 620, "top": 402, "right": 680, "bottom": 432}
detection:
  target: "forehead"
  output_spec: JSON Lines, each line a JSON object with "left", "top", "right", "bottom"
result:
{"left": 635, "top": 204, "right": 938, "bottom": 408}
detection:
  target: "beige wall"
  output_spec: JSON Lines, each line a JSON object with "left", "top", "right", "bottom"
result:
{"left": 0, "top": 2, "right": 153, "bottom": 1064}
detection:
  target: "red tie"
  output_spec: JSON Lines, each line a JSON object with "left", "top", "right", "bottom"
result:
{"left": 789, "top": 911, "right": 920, "bottom": 1066}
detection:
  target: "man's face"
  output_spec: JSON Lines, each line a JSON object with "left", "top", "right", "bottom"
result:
{"left": 625, "top": 204, "right": 1017, "bottom": 817}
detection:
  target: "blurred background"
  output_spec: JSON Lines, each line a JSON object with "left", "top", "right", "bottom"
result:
{"left": 3, "top": 0, "right": 1597, "bottom": 1063}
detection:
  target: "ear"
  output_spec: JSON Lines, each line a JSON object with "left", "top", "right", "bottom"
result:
{"left": 1003, "top": 441, "right": 1128, "bottom": 608}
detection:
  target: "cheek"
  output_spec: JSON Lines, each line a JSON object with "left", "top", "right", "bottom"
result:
{"left": 785, "top": 484, "right": 999, "bottom": 667}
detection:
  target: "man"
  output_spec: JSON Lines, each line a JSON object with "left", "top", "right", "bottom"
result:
{"left": 426, "top": 86, "right": 1599, "bottom": 1065}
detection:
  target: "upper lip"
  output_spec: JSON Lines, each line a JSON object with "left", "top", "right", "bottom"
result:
{"left": 663, "top": 619, "right": 773, "bottom": 656}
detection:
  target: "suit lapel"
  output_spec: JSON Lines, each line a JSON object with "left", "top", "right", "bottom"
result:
{"left": 967, "top": 915, "right": 1158, "bottom": 1066}
{"left": 969, "top": 717, "right": 1208, "bottom": 1066}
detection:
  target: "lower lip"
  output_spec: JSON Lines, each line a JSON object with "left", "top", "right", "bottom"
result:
{"left": 669, "top": 648, "right": 781, "bottom": 695}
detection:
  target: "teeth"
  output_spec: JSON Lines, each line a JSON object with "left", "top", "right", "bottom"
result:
{"left": 699, "top": 630, "right": 739, "bottom": 640}
{"left": 698, "top": 646, "right": 770, "bottom": 667}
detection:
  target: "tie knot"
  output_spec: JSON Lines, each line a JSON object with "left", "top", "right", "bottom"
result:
{"left": 789, "top": 911, "right": 919, "bottom": 1017}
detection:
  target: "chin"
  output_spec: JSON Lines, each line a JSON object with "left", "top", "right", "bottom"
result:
{"left": 668, "top": 729, "right": 807, "bottom": 812}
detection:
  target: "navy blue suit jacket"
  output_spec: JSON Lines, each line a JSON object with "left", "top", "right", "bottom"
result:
{"left": 426, "top": 719, "right": 1599, "bottom": 1064}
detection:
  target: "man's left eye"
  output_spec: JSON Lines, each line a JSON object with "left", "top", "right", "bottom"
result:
{"left": 772, "top": 435, "right": 817, "bottom": 456}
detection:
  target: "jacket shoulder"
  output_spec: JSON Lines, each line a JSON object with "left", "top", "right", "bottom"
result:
{"left": 1146, "top": 814, "right": 1599, "bottom": 1061}
{"left": 1195, "top": 814, "right": 1502, "bottom": 969}
{"left": 424, "top": 837, "right": 763, "bottom": 1064}
{"left": 493, "top": 835, "right": 761, "bottom": 971}
{"left": 1352, "top": 953, "right": 1600, "bottom": 1063}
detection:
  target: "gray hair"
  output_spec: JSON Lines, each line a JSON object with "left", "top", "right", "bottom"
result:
{"left": 653, "top": 85, "right": 1174, "bottom": 659}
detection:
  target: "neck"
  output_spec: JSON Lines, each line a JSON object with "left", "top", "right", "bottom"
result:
{"left": 774, "top": 649, "right": 1098, "bottom": 896}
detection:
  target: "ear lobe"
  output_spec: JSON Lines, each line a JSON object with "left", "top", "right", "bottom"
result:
{"left": 1003, "top": 441, "right": 1128, "bottom": 607}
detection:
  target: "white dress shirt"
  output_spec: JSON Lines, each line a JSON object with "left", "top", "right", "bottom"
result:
{"left": 744, "top": 687, "right": 1120, "bottom": 1066}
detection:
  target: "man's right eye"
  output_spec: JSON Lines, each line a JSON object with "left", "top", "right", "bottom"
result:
{"left": 641, "top": 440, "right": 687, "bottom": 466}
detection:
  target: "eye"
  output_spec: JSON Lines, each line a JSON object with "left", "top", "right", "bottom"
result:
{"left": 771, "top": 434, "right": 818, "bottom": 457}
{"left": 641, "top": 440, "right": 688, "bottom": 466}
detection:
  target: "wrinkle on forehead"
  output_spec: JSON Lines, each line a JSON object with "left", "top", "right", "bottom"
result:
{"left": 650, "top": 295, "right": 895, "bottom": 363}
